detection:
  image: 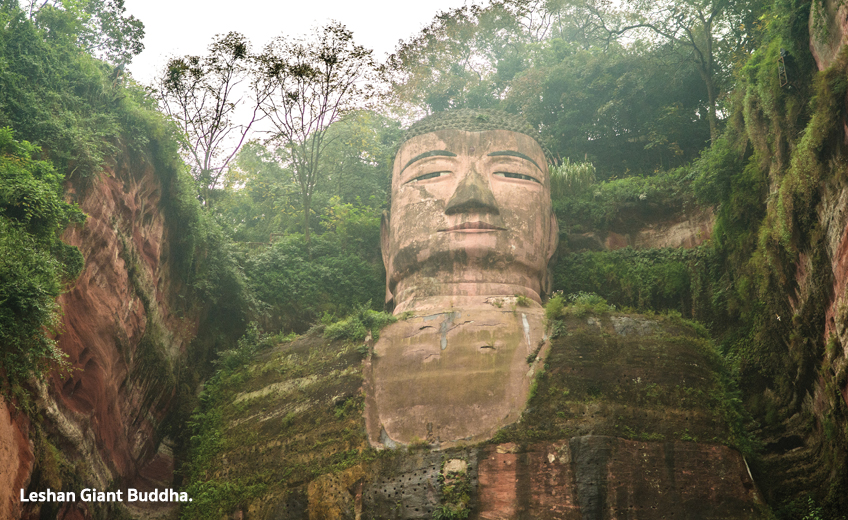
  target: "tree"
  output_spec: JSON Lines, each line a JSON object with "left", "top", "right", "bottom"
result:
{"left": 387, "top": 1, "right": 716, "bottom": 176}
{"left": 493, "top": 0, "right": 612, "bottom": 45}
{"left": 583, "top": 0, "right": 762, "bottom": 142}
{"left": 256, "top": 22, "right": 380, "bottom": 244}
{"left": 23, "top": 0, "right": 144, "bottom": 65}
{"left": 215, "top": 141, "right": 300, "bottom": 242}
{"left": 386, "top": 0, "right": 621, "bottom": 114}
{"left": 505, "top": 42, "right": 711, "bottom": 177}
{"left": 215, "top": 111, "right": 401, "bottom": 243}
{"left": 387, "top": 3, "right": 527, "bottom": 113}
{"left": 157, "top": 32, "right": 265, "bottom": 205}
{"left": 318, "top": 111, "right": 401, "bottom": 207}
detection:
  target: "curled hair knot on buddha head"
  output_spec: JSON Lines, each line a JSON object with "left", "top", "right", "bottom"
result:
{"left": 399, "top": 109, "right": 550, "bottom": 160}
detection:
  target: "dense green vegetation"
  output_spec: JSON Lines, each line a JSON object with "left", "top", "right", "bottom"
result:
{"left": 0, "top": 127, "right": 83, "bottom": 390}
{"left": 179, "top": 325, "right": 379, "bottom": 519}
{"left": 0, "top": 0, "right": 251, "bottom": 392}
{"left": 5, "top": 0, "right": 848, "bottom": 517}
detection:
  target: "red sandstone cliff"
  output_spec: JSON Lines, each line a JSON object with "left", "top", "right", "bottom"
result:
{"left": 567, "top": 206, "right": 714, "bottom": 252}
{"left": 2, "top": 153, "right": 198, "bottom": 519}
{"left": 731, "top": 4, "right": 848, "bottom": 509}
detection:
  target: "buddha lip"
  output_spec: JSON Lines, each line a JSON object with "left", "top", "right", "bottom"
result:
{"left": 439, "top": 222, "right": 505, "bottom": 232}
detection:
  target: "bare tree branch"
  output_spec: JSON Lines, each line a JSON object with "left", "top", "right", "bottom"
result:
{"left": 255, "top": 22, "right": 381, "bottom": 244}
{"left": 156, "top": 32, "right": 266, "bottom": 205}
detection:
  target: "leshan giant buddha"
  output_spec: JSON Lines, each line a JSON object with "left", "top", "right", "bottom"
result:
{"left": 365, "top": 110, "right": 558, "bottom": 449}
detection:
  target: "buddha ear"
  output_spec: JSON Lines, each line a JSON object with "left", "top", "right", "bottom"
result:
{"left": 547, "top": 212, "right": 559, "bottom": 263}
{"left": 381, "top": 210, "right": 390, "bottom": 268}
{"left": 381, "top": 210, "right": 393, "bottom": 307}
{"left": 544, "top": 212, "right": 559, "bottom": 296}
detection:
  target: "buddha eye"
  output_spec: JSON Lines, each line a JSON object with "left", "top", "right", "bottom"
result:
{"left": 409, "top": 171, "right": 449, "bottom": 182}
{"left": 494, "top": 172, "right": 541, "bottom": 184}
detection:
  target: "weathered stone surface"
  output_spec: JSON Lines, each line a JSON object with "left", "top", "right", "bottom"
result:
{"left": 382, "top": 127, "right": 558, "bottom": 312}
{"left": 609, "top": 316, "right": 657, "bottom": 336}
{"left": 750, "top": 137, "right": 848, "bottom": 509}
{"left": 808, "top": 0, "right": 848, "bottom": 150}
{"left": 4, "top": 156, "right": 197, "bottom": 519}
{"left": 196, "top": 312, "right": 770, "bottom": 519}
{"left": 365, "top": 303, "right": 547, "bottom": 448}
{"left": 0, "top": 399, "right": 33, "bottom": 519}
{"left": 810, "top": 0, "right": 848, "bottom": 71}
{"left": 507, "top": 314, "right": 734, "bottom": 444}
{"left": 567, "top": 206, "right": 714, "bottom": 253}
{"left": 51, "top": 160, "right": 190, "bottom": 479}
{"left": 364, "top": 452, "right": 460, "bottom": 519}
{"left": 631, "top": 206, "right": 714, "bottom": 250}
{"left": 473, "top": 438, "right": 761, "bottom": 520}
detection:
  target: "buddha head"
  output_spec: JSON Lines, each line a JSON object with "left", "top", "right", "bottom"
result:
{"left": 382, "top": 110, "right": 559, "bottom": 313}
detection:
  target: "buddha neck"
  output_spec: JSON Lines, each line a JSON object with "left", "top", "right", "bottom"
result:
{"left": 391, "top": 283, "right": 543, "bottom": 315}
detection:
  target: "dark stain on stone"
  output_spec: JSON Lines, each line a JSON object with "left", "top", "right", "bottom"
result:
{"left": 268, "top": 487, "right": 308, "bottom": 520}
{"left": 570, "top": 436, "right": 611, "bottom": 520}
{"left": 439, "top": 312, "right": 460, "bottom": 350}
{"left": 364, "top": 450, "right": 479, "bottom": 519}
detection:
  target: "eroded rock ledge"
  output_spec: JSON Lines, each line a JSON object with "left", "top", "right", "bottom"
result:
{"left": 186, "top": 313, "right": 769, "bottom": 519}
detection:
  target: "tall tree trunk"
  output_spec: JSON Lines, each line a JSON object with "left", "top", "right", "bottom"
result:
{"left": 303, "top": 194, "right": 311, "bottom": 245}
{"left": 706, "top": 77, "right": 719, "bottom": 144}
{"left": 697, "top": 61, "right": 719, "bottom": 144}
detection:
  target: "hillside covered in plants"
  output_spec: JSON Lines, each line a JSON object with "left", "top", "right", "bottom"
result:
{"left": 2, "top": 0, "right": 848, "bottom": 518}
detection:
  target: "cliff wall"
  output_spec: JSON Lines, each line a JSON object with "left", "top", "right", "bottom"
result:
{"left": 710, "top": 4, "right": 848, "bottom": 513}
{"left": 3, "top": 150, "right": 200, "bottom": 519}
{"left": 566, "top": 206, "right": 714, "bottom": 252}
{"left": 179, "top": 313, "right": 768, "bottom": 519}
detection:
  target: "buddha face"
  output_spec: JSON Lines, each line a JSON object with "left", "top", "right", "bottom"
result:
{"left": 382, "top": 128, "right": 558, "bottom": 310}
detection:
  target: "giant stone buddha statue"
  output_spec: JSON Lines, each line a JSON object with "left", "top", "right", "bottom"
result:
{"left": 365, "top": 109, "right": 558, "bottom": 449}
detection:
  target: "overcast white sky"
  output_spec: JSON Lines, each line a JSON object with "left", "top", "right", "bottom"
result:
{"left": 124, "top": 0, "right": 474, "bottom": 84}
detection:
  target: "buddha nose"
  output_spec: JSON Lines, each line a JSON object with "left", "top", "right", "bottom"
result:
{"left": 445, "top": 167, "right": 499, "bottom": 215}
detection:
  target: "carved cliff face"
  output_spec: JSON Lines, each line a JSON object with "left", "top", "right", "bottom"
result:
{"left": 368, "top": 125, "right": 556, "bottom": 449}
{"left": 382, "top": 128, "right": 558, "bottom": 313}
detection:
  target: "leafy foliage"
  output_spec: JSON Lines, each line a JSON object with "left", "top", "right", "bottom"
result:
{"left": 550, "top": 158, "right": 596, "bottom": 198}
{"left": 215, "top": 111, "right": 398, "bottom": 243}
{"left": 0, "top": 4, "right": 122, "bottom": 178}
{"left": 23, "top": 0, "right": 144, "bottom": 65}
{"left": 388, "top": 3, "right": 526, "bottom": 113}
{"left": 180, "top": 325, "right": 270, "bottom": 519}
{"left": 600, "top": 0, "right": 763, "bottom": 141}
{"left": 553, "top": 247, "right": 719, "bottom": 321}
{"left": 156, "top": 31, "right": 264, "bottom": 202}
{"left": 391, "top": 0, "right": 716, "bottom": 177}
{"left": 507, "top": 43, "right": 711, "bottom": 177}
{"left": 256, "top": 22, "right": 382, "bottom": 243}
{"left": 554, "top": 167, "right": 695, "bottom": 233}
{"left": 0, "top": 127, "right": 84, "bottom": 388}
{"left": 246, "top": 229, "right": 384, "bottom": 334}
{"left": 0, "top": 0, "right": 253, "bottom": 414}
{"left": 324, "top": 306, "right": 396, "bottom": 342}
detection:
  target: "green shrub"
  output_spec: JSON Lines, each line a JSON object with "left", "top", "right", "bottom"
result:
{"left": 324, "top": 306, "right": 397, "bottom": 342}
{"left": 552, "top": 168, "right": 693, "bottom": 233}
{"left": 549, "top": 158, "right": 596, "bottom": 199}
{"left": 247, "top": 233, "right": 385, "bottom": 333}
{"left": 0, "top": 128, "right": 85, "bottom": 389}
{"left": 691, "top": 135, "right": 742, "bottom": 205}
{"left": 553, "top": 248, "right": 711, "bottom": 316}
{"left": 324, "top": 316, "right": 369, "bottom": 342}
{"left": 515, "top": 294, "right": 532, "bottom": 307}
{"left": 544, "top": 293, "right": 565, "bottom": 321}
